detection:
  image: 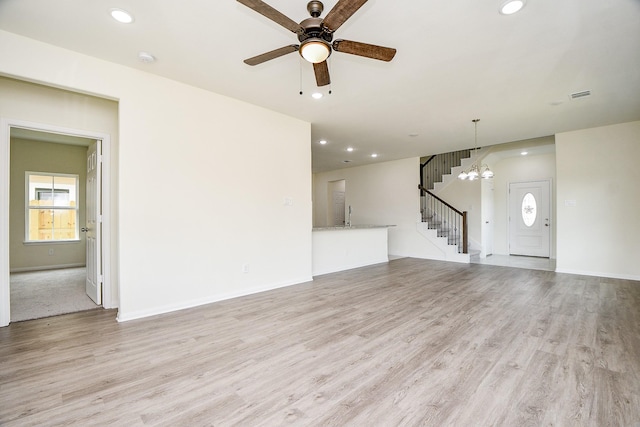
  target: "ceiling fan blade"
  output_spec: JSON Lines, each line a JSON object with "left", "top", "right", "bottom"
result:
{"left": 237, "top": 0, "right": 302, "bottom": 34}
{"left": 323, "top": 0, "right": 368, "bottom": 32}
{"left": 333, "top": 39, "right": 397, "bottom": 61}
{"left": 313, "top": 61, "right": 331, "bottom": 86}
{"left": 244, "top": 45, "right": 299, "bottom": 66}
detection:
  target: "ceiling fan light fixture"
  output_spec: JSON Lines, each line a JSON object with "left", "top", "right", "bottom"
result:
{"left": 300, "top": 38, "right": 331, "bottom": 63}
{"left": 499, "top": 0, "right": 526, "bottom": 15}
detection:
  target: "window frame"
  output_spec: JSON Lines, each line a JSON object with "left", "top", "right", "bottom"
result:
{"left": 24, "top": 171, "right": 80, "bottom": 243}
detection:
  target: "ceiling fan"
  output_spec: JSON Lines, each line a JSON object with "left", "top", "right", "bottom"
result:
{"left": 237, "top": 0, "right": 397, "bottom": 87}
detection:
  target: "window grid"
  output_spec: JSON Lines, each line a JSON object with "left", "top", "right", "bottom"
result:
{"left": 25, "top": 172, "right": 80, "bottom": 242}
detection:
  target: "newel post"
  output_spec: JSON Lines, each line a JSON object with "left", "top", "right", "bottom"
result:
{"left": 462, "top": 211, "right": 468, "bottom": 254}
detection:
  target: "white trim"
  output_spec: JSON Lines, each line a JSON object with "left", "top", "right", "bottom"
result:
{"left": 10, "top": 263, "right": 85, "bottom": 273}
{"left": 0, "top": 118, "right": 114, "bottom": 327}
{"left": 555, "top": 268, "right": 640, "bottom": 282}
{"left": 117, "top": 276, "right": 314, "bottom": 323}
{"left": 0, "top": 119, "right": 9, "bottom": 327}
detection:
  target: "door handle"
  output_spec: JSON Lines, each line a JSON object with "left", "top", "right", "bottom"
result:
{"left": 81, "top": 227, "right": 89, "bottom": 232}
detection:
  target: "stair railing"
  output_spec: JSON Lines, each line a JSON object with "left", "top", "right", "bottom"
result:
{"left": 418, "top": 184, "right": 468, "bottom": 254}
{"left": 420, "top": 149, "right": 472, "bottom": 190}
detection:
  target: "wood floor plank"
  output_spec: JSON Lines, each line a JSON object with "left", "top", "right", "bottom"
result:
{"left": 1, "top": 258, "right": 639, "bottom": 426}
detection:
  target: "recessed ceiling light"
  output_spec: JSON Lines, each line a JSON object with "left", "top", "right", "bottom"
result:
{"left": 371, "top": 153, "right": 378, "bottom": 158}
{"left": 319, "top": 139, "right": 327, "bottom": 145}
{"left": 311, "top": 92, "right": 323, "bottom": 99}
{"left": 499, "top": 0, "right": 525, "bottom": 15}
{"left": 110, "top": 8, "right": 134, "bottom": 23}
{"left": 521, "top": 151, "right": 528, "bottom": 156}
{"left": 138, "top": 52, "right": 156, "bottom": 63}
{"left": 346, "top": 147, "right": 354, "bottom": 152}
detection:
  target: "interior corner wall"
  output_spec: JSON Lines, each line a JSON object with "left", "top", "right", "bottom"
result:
{"left": 313, "top": 157, "right": 448, "bottom": 260}
{"left": 10, "top": 138, "right": 87, "bottom": 271}
{"left": 555, "top": 121, "right": 640, "bottom": 280}
{"left": 0, "top": 30, "right": 313, "bottom": 321}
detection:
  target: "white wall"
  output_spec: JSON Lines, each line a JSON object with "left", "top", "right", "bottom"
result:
{"left": 556, "top": 121, "right": 640, "bottom": 280}
{"left": 0, "top": 30, "right": 312, "bottom": 322}
{"left": 313, "top": 157, "right": 447, "bottom": 259}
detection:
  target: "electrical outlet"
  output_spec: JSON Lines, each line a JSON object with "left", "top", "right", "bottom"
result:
{"left": 48, "top": 248, "right": 54, "bottom": 256}
{"left": 242, "top": 263, "right": 250, "bottom": 273}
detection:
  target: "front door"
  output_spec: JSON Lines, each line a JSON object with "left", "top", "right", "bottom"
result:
{"left": 509, "top": 180, "right": 550, "bottom": 257}
{"left": 85, "top": 140, "right": 102, "bottom": 304}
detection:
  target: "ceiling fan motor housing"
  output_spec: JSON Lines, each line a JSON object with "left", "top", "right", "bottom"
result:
{"left": 298, "top": 17, "right": 333, "bottom": 44}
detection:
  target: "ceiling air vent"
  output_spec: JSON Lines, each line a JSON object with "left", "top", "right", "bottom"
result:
{"left": 570, "top": 90, "right": 591, "bottom": 100}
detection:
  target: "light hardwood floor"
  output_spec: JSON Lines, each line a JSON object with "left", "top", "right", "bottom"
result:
{"left": 1, "top": 258, "right": 639, "bottom": 426}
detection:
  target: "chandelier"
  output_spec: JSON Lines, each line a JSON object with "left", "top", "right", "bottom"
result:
{"left": 458, "top": 119, "right": 494, "bottom": 181}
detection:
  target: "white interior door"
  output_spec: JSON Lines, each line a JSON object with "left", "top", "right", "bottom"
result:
{"left": 85, "top": 140, "right": 102, "bottom": 305}
{"left": 481, "top": 179, "right": 494, "bottom": 257}
{"left": 333, "top": 190, "right": 345, "bottom": 226}
{"left": 509, "top": 180, "right": 550, "bottom": 257}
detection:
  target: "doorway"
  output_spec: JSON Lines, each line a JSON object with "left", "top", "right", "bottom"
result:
{"left": 509, "top": 180, "right": 551, "bottom": 257}
{"left": 0, "top": 119, "right": 112, "bottom": 327}
{"left": 327, "top": 179, "right": 346, "bottom": 226}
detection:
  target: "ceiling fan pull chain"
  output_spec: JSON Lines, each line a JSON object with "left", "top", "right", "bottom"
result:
{"left": 328, "top": 57, "right": 332, "bottom": 94}
{"left": 299, "top": 57, "right": 303, "bottom": 95}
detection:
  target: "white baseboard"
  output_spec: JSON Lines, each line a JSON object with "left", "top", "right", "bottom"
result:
{"left": 116, "top": 275, "right": 314, "bottom": 323}
{"left": 312, "top": 258, "right": 389, "bottom": 277}
{"left": 555, "top": 268, "right": 640, "bottom": 282}
{"left": 10, "top": 263, "right": 85, "bottom": 273}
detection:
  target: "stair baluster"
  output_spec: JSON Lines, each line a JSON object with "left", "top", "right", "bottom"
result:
{"left": 419, "top": 184, "right": 468, "bottom": 254}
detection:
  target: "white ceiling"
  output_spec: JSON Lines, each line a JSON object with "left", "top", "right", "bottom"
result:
{"left": 1, "top": 0, "right": 639, "bottom": 172}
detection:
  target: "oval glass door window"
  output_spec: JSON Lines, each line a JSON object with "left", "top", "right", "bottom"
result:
{"left": 521, "top": 192, "right": 537, "bottom": 227}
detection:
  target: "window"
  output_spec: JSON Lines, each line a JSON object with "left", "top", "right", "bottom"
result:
{"left": 26, "top": 172, "right": 79, "bottom": 242}
{"left": 521, "top": 192, "right": 537, "bottom": 227}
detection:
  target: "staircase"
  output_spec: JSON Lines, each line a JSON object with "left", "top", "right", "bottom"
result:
{"left": 421, "top": 149, "right": 472, "bottom": 191}
{"left": 417, "top": 185, "right": 470, "bottom": 263}
{"left": 416, "top": 148, "right": 488, "bottom": 264}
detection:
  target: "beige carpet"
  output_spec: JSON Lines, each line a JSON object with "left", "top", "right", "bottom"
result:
{"left": 10, "top": 267, "right": 100, "bottom": 322}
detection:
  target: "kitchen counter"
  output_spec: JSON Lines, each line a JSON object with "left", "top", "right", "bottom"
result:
{"left": 312, "top": 224, "right": 394, "bottom": 231}
{"left": 312, "top": 225, "right": 394, "bottom": 276}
